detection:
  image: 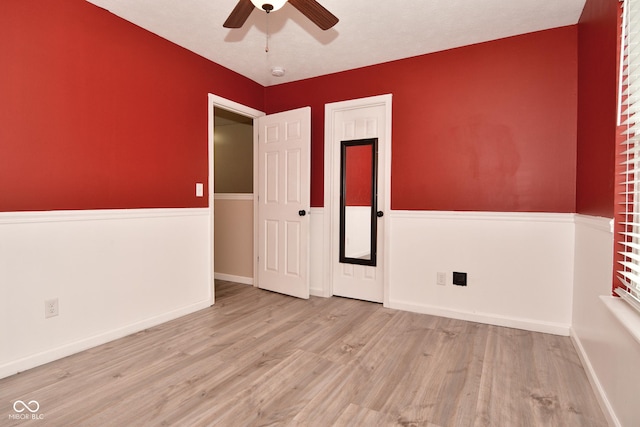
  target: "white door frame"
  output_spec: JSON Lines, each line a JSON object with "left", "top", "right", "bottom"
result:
{"left": 323, "top": 94, "right": 393, "bottom": 305}
{"left": 208, "top": 93, "right": 265, "bottom": 304}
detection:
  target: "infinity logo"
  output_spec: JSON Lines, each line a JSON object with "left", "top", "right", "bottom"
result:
{"left": 13, "top": 400, "right": 40, "bottom": 413}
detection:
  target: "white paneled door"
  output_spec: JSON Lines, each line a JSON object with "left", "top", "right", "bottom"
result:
{"left": 327, "top": 97, "right": 391, "bottom": 303}
{"left": 257, "top": 107, "right": 311, "bottom": 299}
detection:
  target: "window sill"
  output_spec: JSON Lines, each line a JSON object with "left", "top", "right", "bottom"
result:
{"left": 600, "top": 295, "right": 640, "bottom": 346}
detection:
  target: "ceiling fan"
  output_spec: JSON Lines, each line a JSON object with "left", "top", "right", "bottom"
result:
{"left": 223, "top": 0, "right": 339, "bottom": 31}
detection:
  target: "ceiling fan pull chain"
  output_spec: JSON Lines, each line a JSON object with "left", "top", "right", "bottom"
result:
{"left": 265, "top": 11, "right": 270, "bottom": 53}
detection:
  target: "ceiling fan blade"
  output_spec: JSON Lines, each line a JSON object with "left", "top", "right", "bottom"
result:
{"left": 288, "top": 0, "right": 339, "bottom": 30}
{"left": 223, "top": 0, "right": 255, "bottom": 28}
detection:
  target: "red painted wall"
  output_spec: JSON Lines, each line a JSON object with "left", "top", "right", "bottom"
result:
{"left": 576, "top": 0, "right": 619, "bottom": 218}
{"left": 266, "top": 27, "right": 578, "bottom": 211}
{"left": 0, "top": 0, "right": 264, "bottom": 212}
{"left": 2, "top": 2, "right": 582, "bottom": 214}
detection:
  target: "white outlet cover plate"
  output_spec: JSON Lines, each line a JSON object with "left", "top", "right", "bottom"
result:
{"left": 45, "top": 299, "right": 59, "bottom": 318}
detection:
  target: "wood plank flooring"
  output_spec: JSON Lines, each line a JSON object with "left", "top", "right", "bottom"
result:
{"left": 0, "top": 281, "right": 607, "bottom": 426}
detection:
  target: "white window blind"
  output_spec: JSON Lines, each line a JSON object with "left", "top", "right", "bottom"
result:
{"left": 617, "top": 0, "right": 640, "bottom": 311}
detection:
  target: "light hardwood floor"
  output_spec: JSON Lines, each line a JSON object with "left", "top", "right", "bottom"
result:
{"left": 1, "top": 281, "right": 607, "bottom": 426}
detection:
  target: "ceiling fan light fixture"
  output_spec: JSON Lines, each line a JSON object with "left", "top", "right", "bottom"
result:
{"left": 251, "top": 0, "right": 288, "bottom": 12}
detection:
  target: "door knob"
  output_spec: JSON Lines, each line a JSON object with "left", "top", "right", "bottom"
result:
{"left": 377, "top": 211, "right": 384, "bottom": 218}
{"left": 299, "top": 210, "right": 307, "bottom": 216}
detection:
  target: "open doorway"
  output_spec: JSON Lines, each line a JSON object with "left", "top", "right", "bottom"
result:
{"left": 207, "top": 93, "right": 264, "bottom": 303}
{"left": 213, "top": 107, "right": 254, "bottom": 285}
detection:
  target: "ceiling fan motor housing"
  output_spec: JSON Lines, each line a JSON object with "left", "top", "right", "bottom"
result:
{"left": 251, "top": 0, "right": 288, "bottom": 12}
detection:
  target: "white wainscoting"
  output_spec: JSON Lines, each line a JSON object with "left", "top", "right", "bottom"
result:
{"left": 311, "top": 208, "right": 576, "bottom": 334}
{"left": 386, "top": 211, "right": 576, "bottom": 335}
{"left": 0, "top": 208, "right": 212, "bottom": 379}
{"left": 571, "top": 215, "right": 639, "bottom": 427}
{"left": 309, "top": 208, "right": 327, "bottom": 297}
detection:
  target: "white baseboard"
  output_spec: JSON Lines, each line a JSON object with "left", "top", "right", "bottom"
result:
{"left": 570, "top": 328, "right": 619, "bottom": 427}
{"left": 387, "top": 299, "right": 571, "bottom": 336}
{"left": 0, "top": 299, "right": 211, "bottom": 379}
{"left": 214, "top": 273, "right": 253, "bottom": 285}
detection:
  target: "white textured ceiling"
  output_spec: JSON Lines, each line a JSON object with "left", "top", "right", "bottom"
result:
{"left": 85, "top": 0, "right": 587, "bottom": 86}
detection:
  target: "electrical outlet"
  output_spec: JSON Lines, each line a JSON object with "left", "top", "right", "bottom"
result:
{"left": 436, "top": 272, "right": 446, "bottom": 286}
{"left": 45, "top": 298, "right": 59, "bottom": 318}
